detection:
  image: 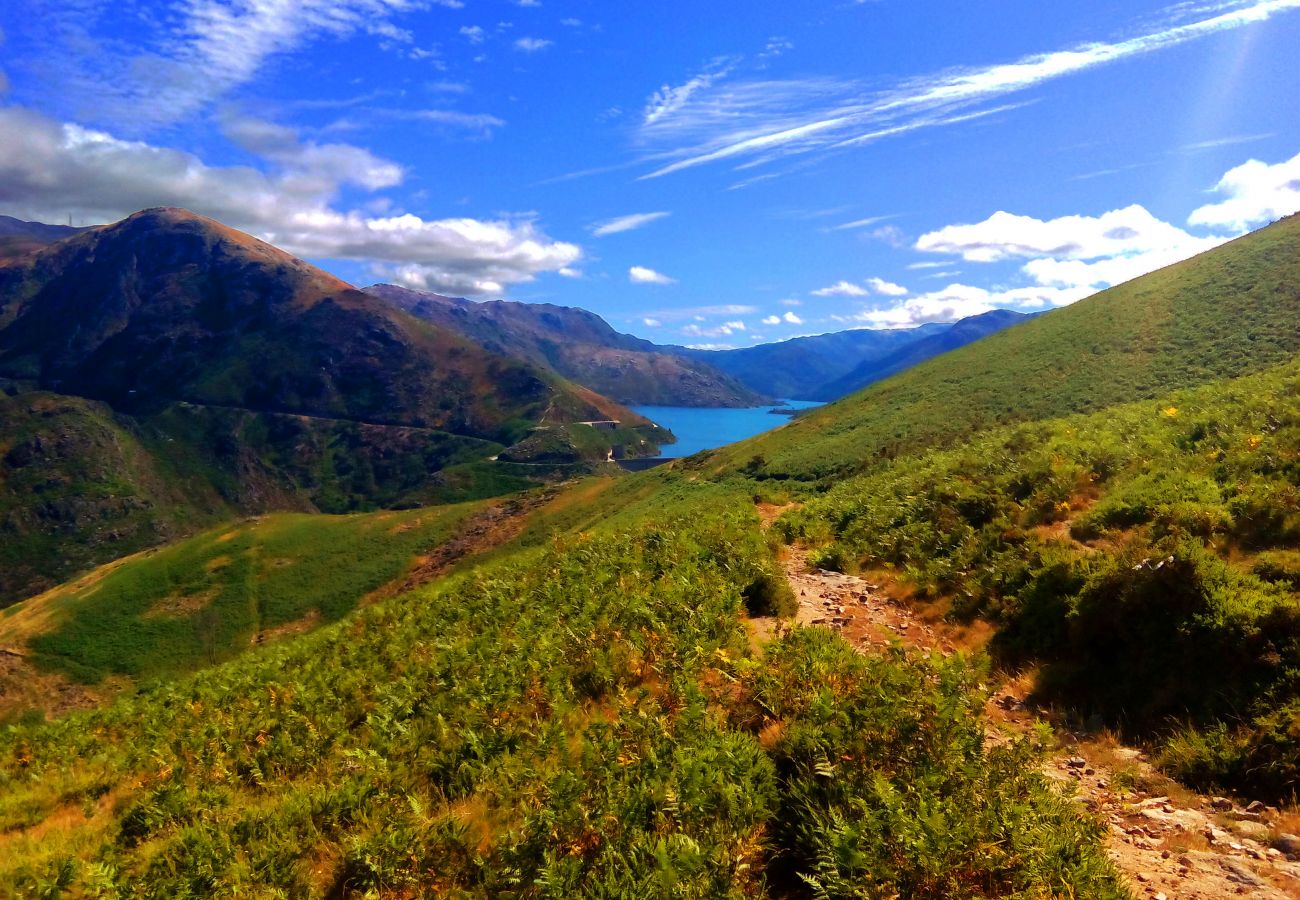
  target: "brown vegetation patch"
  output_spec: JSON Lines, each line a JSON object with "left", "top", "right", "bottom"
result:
{"left": 203, "top": 554, "right": 232, "bottom": 572}
{"left": 251, "top": 609, "right": 322, "bottom": 646}
{"left": 142, "top": 587, "right": 220, "bottom": 620}
{"left": 0, "top": 650, "right": 103, "bottom": 723}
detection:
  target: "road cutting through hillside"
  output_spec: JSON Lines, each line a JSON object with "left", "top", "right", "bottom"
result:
{"left": 764, "top": 515, "right": 1300, "bottom": 900}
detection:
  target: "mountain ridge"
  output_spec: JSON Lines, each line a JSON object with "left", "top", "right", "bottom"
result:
{"left": 366, "top": 283, "right": 767, "bottom": 407}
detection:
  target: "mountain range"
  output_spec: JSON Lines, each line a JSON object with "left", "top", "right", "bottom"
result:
{"left": 365, "top": 283, "right": 765, "bottom": 407}
{"left": 0, "top": 209, "right": 663, "bottom": 603}
{"left": 2, "top": 209, "right": 1300, "bottom": 896}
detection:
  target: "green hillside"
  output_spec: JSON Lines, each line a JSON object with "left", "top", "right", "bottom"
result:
{"left": 0, "top": 494, "right": 1123, "bottom": 897}
{"left": 722, "top": 213, "right": 1300, "bottom": 480}
{"left": 4, "top": 215, "right": 1300, "bottom": 894}
{"left": 0, "top": 210, "right": 666, "bottom": 606}
{"left": 778, "top": 358, "right": 1300, "bottom": 797}
{"left": 4, "top": 503, "right": 484, "bottom": 694}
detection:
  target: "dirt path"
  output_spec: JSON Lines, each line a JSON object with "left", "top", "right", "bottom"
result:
{"left": 772, "top": 539, "right": 1300, "bottom": 899}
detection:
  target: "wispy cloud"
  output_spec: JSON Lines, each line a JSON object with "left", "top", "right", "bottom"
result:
{"left": 1180, "top": 132, "right": 1275, "bottom": 152}
{"left": 591, "top": 211, "right": 671, "bottom": 237}
{"left": 31, "top": 0, "right": 469, "bottom": 130}
{"left": 632, "top": 1, "right": 1300, "bottom": 180}
{"left": 643, "top": 59, "right": 738, "bottom": 126}
{"left": 829, "top": 214, "right": 894, "bottom": 231}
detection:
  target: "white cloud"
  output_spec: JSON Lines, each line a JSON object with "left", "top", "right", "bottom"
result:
{"left": 514, "top": 37, "right": 553, "bottom": 52}
{"left": 0, "top": 106, "right": 579, "bottom": 297}
{"left": 866, "top": 277, "right": 909, "bottom": 296}
{"left": 780, "top": 298, "right": 802, "bottom": 306}
{"left": 643, "top": 60, "right": 738, "bottom": 126}
{"left": 782, "top": 311, "right": 804, "bottom": 324}
{"left": 683, "top": 320, "right": 746, "bottom": 338}
{"left": 591, "top": 211, "right": 671, "bottom": 236}
{"left": 843, "top": 283, "right": 1086, "bottom": 329}
{"left": 686, "top": 342, "right": 735, "bottom": 351}
{"left": 812, "top": 280, "right": 869, "bottom": 297}
{"left": 632, "top": 2, "right": 1300, "bottom": 180}
{"left": 916, "top": 204, "right": 1219, "bottom": 263}
{"left": 1187, "top": 151, "right": 1300, "bottom": 231}
{"left": 460, "top": 25, "right": 486, "bottom": 44}
{"left": 642, "top": 317, "right": 662, "bottom": 327}
{"left": 629, "top": 265, "right": 676, "bottom": 285}
{"left": 867, "top": 151, "right": 1300, "bottom": 328}
{"left": 762, "top": 315, "right": 781, "bottom": 326}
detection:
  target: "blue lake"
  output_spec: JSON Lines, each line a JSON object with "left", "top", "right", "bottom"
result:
{"left": 631, "top": 400, "right": 824, "bottom": 458}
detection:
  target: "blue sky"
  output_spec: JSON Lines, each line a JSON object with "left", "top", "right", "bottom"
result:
{"left": 1, "top": 0, "right": 1298, "bottom": 347}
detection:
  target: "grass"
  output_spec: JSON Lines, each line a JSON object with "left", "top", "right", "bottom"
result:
{"left": 774, "top": 358, "right": 1300, "bottom": 800}
{"left": 8, "top": 503, "right": 484, "bottom": 687}
{"left": 0, "top": 506, "right": 1125, "bottom": 897}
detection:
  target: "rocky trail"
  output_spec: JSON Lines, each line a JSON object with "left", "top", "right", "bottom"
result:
{"left": 771, "top": 536, "right": 1300, "bottom": 899}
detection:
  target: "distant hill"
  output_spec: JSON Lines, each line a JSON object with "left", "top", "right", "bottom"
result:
{"left": 0, "top": 215, "right": 94, "bottom": 264}
{"left": 676, "top": 327, "right": 942, "bottom": 400}
{"left": 813, "top": 309, "right": 1031, "bottom": 399}
{"left": 0, "top": 209, "right": 660, "bottom": 604}
{"left": 718, "top": 212, "right": 1300, "bottom": 479}
{"left": 367, "top": 284, "right": 765, "bottom": 407}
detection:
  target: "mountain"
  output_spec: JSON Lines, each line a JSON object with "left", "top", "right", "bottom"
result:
{"left": 722, "top": 212, "right": 1300, "bottom": 479}
{"left": 5, "top": 217, "right": 1300, "bottom": 897}
{"left": 0, "top": 208, "right": 662, "bottom": 604}
{"left": 0, "top": 215, "right": 93, "bottom": 263}
{"left": 812, "top": 309, "right": 1031, "bottom": 399}
{"left": 674, "top": 326, "right": 941, "bottom": 399}
{"left": 366, "top": 283, "right": 765, "bottom": 407}
{"left": 0, "top": 209, "right": 641, "bottom": 439}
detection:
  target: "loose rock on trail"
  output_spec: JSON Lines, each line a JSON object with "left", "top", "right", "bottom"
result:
{"left": 761, "top": 513, "right": 1300, "bottom": 900}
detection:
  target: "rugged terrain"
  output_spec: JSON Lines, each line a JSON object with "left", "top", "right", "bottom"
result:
{"left": 368, "top": 283, "right": 764, "bottom": 407}
{"left": 0, "top": 209, "right": 663, "bottom": 605}
{"left": 1, "top": 213, "right": 1298, "bottom": 896}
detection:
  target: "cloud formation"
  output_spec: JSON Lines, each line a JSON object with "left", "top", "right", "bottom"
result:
{"left": 0, "top": 106, "right": 579, "bottom": 296}
{"left": 629, "top": 265, "right": 676, "bottom": 285}
{"left": 1188, "top": 151, "right": 1300, "bottom": 231}
{"left": 591, "top": 211, "right": 671, "bottom": 237}
{"left": 812, "top": 280, "right": 869, "bottom": 297}
{"left": 33, "top": 0, "right": 465, "bottom": 130}
{"left": 863, "top": 149, "right": 1300, "bottom": 327}
{"left": 633, "top": 1, "right": 1300, "bottom": 179}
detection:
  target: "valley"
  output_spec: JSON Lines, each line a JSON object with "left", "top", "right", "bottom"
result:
{"left": 1, "top": 210, "right": 1299, "bottom": 896}
{"left": 4, "top": 1, "right": 1299, "bottom": 894}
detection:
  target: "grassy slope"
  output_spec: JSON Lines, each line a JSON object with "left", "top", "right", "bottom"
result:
{"left": 0, "top": 392, "right": 241, "bottom": 606}
{"left": 721, "top": 213, "right": 1300, "bottom": 480}
{"left": 2, "top": 504, "right": 484, "bottom": 689}
{"left": 0, "top": 390, "right": 524, "bottom": 607}
{"left": 0, "top": 489, "right": 1123, "bottom": 898}
{"left": 776, "top": 358, "right": 1300, "bottom": 797}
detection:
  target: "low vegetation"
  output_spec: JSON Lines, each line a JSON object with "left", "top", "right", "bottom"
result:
{"left": 0, "top": 508, "right": 1123, "bottom": 896}
{"left": 4, "top": 504, "right": 483, "bottom": 692}
{"left": 777, "top": 359, "right": 1300, "bottom": 799}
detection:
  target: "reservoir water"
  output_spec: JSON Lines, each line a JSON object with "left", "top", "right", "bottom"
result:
{"left": 631, "top": 400, "right": 824, "bottom": 458}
